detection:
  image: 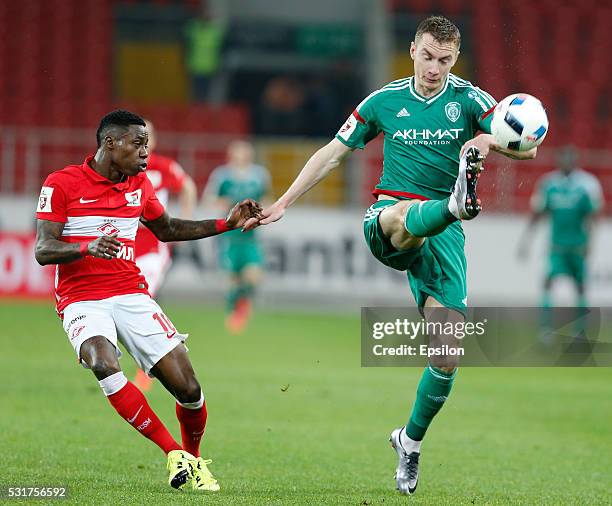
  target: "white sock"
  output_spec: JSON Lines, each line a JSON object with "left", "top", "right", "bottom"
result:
{"left": 98, "top": 371, "right": 128, "bottom": 397}
{"left": 400, "top": 427, "right": 422, "bottom": 453}
{"left": 177, "top": 391, "right": 204, "bottom": 409}
{"left": 448, "top": 156, "right": 468, "bottom": 220}
{"left": 448, "top": 193, "right": 460, "bottom": 219}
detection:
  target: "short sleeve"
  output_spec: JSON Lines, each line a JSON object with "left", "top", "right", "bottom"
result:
{"left": 575, "top": 175, "right": 604, "bottom": 214}
{"left": 36, "top": 176, "right": 68, "bottom": 223}
{"left": 165, "top": 161, "right": 187, "bottom": 193}
{"left": 583, "top": 174, "right": 604, "bottom": 214}
{"left": 466, "top": 87, "right": 497, "bottom": 134}
{"left": 142, "top": 176, "right": 165, "bottom": 221}
{"left": 335, "top": 93, "right": 382, "bottom": 149}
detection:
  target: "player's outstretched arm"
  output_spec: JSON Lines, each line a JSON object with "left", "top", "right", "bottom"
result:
{"left": 461, "top": 134, "right": 537, "bottom": 160}
{"left": 35, "top": 220, "right": 122, "bottom": 265}
{"left": 144, "top": 199, "right": 262, "bottom": 242}
{"left": 243, "top": 139, "right": 352, "bottom": 230}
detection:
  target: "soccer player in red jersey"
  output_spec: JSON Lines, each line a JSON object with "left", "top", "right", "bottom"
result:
{"left": 133, "top": 120, "right": 198, "bottom": 391}
{"left": 34, "top": 110, "right": 261, "bottom": 492}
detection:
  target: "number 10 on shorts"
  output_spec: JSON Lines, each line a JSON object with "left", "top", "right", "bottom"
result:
{"left": 152, "top": 312, "right": 177, "bottom": 339}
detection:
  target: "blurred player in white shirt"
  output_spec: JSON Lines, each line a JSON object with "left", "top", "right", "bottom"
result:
{"left": 134, "top": 120, "right": 197, "bottom": 390}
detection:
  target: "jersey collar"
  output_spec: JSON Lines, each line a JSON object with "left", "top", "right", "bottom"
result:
{"left": 408, "top": 76, "right": 449, "bottom": 104}
{"left": 81, "top": 155, "right": 131, "bottom": 190}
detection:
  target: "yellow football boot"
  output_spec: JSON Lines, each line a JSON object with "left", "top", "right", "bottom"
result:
{"left": 166, "top": 450, "right": 194, "bottom": 490}
{"left": 191, "top": 457, "right": 220, "bottom": 491}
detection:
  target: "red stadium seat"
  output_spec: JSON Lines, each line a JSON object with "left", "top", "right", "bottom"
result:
{"left": 388, "top": 0, "right": 433, "bottom": 13}
{"left": 473, "top": 0, "right": 612, "bottom": 149}
{"left": 438, "top": 0, "right": 466, "bottom": 16}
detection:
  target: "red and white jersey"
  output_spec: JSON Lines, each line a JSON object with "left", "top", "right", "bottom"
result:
{"left": 135, "top": 152, "right": 187, "bottom": 258}
{"left": 36, "top": 156, "right": 165, "bottom": 313}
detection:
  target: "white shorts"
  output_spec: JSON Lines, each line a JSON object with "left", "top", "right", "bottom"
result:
{"left": 136, "top": 248, "right": 171, "bottom": 297}
{"left": 62, "top": 293, "right": 188, "bottom": 375}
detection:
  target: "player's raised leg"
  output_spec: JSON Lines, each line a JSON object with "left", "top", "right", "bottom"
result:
{"left": 152, "top": 346, "right": 220, "bottom": 492}
{"left": 379, "top": 146, "right": 484, "bottom": 253}
{"left": 79, "top": 336, "right": 192, "bottom": 490}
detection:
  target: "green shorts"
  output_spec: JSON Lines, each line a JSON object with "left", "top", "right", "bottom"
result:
{"left": 363, "top": 200, "right": 467, "bottom": 316}
{"left": 218, "top": 235, "right": 265, "bottom": 274}
{"left": 548, "top": 251, "right": 586, "bottom": 285}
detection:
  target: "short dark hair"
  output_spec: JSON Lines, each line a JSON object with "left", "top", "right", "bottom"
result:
{"left": 96, "top": 110, "right": 146, "bottom": 148}
{"left": 415, "top": 15, "right": 461, "bottom": 49}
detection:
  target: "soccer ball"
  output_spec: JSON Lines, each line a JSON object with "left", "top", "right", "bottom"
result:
{"left": 491, "top": 94, "right": 549, "bottom": 151}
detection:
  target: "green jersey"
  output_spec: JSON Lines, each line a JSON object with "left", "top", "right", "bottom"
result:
{"left": 531, "top": 169, "right": 603, "bottom": 251}
{"left": 207, "top": 164, "right": 270, "bottom": 203}
{"left": 335, "top": 74, "right": 496, "bottom": 200}
{"left": 207, "top": 163, "right": 271, "bottom": 239}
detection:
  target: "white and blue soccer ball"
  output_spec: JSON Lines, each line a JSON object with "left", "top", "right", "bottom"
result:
{"left": 491, "top": 93, "right": 549, "bottom": 151}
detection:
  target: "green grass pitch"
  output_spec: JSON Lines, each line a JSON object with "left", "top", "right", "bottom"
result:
{"left": 1, "top": 301, "right": 610, "bottom": 505}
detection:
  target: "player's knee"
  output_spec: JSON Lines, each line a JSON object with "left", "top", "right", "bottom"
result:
{"left": 80, "top": 337, "right": 120, "bottom": 380}
{"left": 380, "top": 202, "right": 406, "bottom": 235}
{"left": 430, "top": 360, "right": 458, "bottom": 374}
{"left": 429, "top": 346, "right": 461, "bottom": 370}
{"left": 380, "top": 202, "right": 423, "bottom": 250}
{"left": 89, "top": 358, "right": 121, "bottom": 380}
{"left": 174, "top": 379, "right": 202, "bottom": 404}
{"left": 243, "top": 267, "right": 263, "bottom": 285}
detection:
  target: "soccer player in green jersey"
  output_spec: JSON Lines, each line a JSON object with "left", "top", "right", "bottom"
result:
{"left": 518, "top": 146, "right": 603, "bottom": 338}
{"left": 245, "top": 15, "right": 538, "bottom": 495}
{"left": 203, "top": 140, "right": 272, "bottom": 333}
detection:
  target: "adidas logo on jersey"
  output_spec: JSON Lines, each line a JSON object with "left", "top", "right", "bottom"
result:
{"left": 364, "top": 205, "right": 384, "bottom": 222}
{"left": 396, "top": 108, "right": 410, "bottom": 118}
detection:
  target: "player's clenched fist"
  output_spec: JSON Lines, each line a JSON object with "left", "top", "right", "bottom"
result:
{"left": 87, "top": 234, "right": 122, "bottom": 259}
{"left": 225, "top": 199, "right": 263, "bottom": 230}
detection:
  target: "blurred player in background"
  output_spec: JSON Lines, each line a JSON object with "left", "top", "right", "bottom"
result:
{"left": 245, "top": 16, "right": 537, "bottom": 495}
{"left": 35, "top": 110, "right": 261, "bottom": 492}
{"left": 202, "top": 140, "right": 271, "bottom": 333}
{"left": 133, "top": 120, "right": 197, "bottom": 391}
{"left": 518, "top": 145, "right": 603, "bottom": 339}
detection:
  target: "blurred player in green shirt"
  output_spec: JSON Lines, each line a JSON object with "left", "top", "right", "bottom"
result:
{"left": 519, "top": 146, "right": 603, "bottom": 337}
{"left": 203, "top": 140, "right": 271, "bottom": 333}
{"left": 244, "top": 15, "right": 537, "bottom": 495}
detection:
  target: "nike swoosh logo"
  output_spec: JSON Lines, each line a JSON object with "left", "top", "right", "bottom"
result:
{"left": 127, "top": 405, "right": 143, "bottom": 424}
{"left": 80, "top": 198, "right": 98, "bottom": 204}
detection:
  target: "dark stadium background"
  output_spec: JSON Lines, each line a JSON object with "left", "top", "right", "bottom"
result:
{"left": 1, "top": 0, "right": 611, "bottom": 306}
{"left": 0, "top": 1, "right": 611, "bottom": 504}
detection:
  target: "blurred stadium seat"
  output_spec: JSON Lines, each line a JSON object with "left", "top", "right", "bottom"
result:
{"left": 0, "top": 0, "right": 609, "bottom": 211}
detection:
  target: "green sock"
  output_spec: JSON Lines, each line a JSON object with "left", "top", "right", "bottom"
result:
{"left": 540, "top": 291, "right": 553, "bottom": 331}
{"left": 228, "top": 282, "right": 256, "bottom": 312}
{"left": 241, "top": 282, "right": 255, "bottom": 300}
{"left": 226, "top": 286, "right": 241, "bottom": 312}
{"left": 406, "top": 365, "right": 456, "bottom": 441}
{"left": 404, "top": 198, "right": 456, "bottom": 238}
{"left": 575, "top": 295, "right": 588, "bottom": 336}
